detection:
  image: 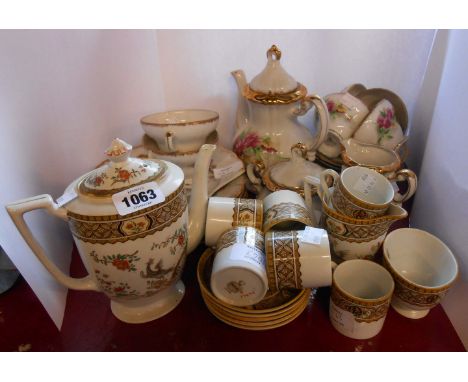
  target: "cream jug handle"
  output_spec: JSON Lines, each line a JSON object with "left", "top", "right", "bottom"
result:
{"left": 293, "top": 94, "right": 330, "bottom": 154}
{"left": 389, "top": 169, "right": 418, "bottom": 204}
{"left": 303, "top": 175, "right": 321, "bottom": 227}
{"left": 6, "top": 195, "right": 99, "bottom": 291}
{"left": 319, "top": 169, "right": 340, "bottom": 203}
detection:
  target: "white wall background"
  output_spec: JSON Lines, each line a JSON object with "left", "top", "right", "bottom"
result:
{"left": 0, "top": 30, "right": 165, "bottom": 327}
{"left": 156, "top": 30, "right": 435, "bottom": 148}
{"left": 409, "top": 29, "right": 468, "bottom": 349}
{"left": 4, "top": 30, "right": 457, "bottom": 338}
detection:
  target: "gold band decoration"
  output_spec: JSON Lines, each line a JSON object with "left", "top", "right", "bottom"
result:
{"left": 332, "top": 180, "right": 388, "bottom": 219}
{"left": 141, "top": 114, "right": 219, "bottom": 127}
{"left": 330, "top": 283, "right": 391, "bottom": 323}
{"left": 243, "top": 83, "right": 307, "bottom": 105}
{"left": 68, "top": 183, "right": 187, "bottom": 244}
{"left": 232, "top": 198, "right": 263, "bottom": 230}
{"left": 320, "top": 198, "right": 406, "bottom": 244}
{"left": 383, "top": 256, "right": 453, "bottom": 308}
{"left": 265, "top": 231, "right": 302, "bottom": 291}
{"left": 263, "top": 202, "right": 314, "bottom": 232}
{"left": 216, "top": 226, "right": 264, "bottom": 254}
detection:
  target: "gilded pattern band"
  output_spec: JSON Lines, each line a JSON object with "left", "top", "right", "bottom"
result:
{"left": 243, "top": 83, "right": 307, "bottom": 105}
{"left": 216, "top": 226, "right": 264, "bottom": 254}
{"left": 263, "top": 202, "right": 314, "bottom": 232}
{"left": 331, "top": 282, "right": 391, "bottom": 323}
{"left": 265, "top": 231, "right": 303, "bottom": 290}
{"left": 383, "top": 256, "right": 454, "bottom": 307}
{"left": 336, "top": 180, "right": 388, "bottom": 213}
{"left": 323, "top": 214, "right": 392, "bottom": 244}
{"left": 232, "top": 199, "right": 263, "bottom": 231}
{"left": 68, "top": 183, "right": 187, "bottom": 244}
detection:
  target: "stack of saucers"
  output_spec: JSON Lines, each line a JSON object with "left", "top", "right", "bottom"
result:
{"left": 197, "top": 247, "right": 312, "bottom": 330}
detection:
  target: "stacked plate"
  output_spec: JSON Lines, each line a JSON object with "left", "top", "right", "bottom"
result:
{"left": 197, "top": 248, "right": 312, "bottom": 330}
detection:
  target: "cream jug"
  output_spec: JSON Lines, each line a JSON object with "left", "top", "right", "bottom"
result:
{"left": 6, "top": 138, "right": 215, "bottom": 323}
{"left": 232, "top": 45, "right": 329, "bottom": 169}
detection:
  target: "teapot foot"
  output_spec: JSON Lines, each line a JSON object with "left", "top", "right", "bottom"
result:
{"left": 110, "top": 280, "right": 185, "bottom": 324}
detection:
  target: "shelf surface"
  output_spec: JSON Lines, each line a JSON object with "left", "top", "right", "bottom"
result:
{"left": 0, "top": 224, "right": 465, "bottom": 351}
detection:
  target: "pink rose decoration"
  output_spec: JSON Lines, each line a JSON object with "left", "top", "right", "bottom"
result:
{"left": 234, "top": 132, "right": 261, "bottom": 155}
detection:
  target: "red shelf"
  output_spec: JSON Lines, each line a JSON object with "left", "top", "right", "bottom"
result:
{"left": 0, "top": 237, "right": 465, "bottom": 351}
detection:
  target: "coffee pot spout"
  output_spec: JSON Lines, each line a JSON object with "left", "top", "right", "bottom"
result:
{"left": 187, "top": 144, "right": 216, "bottom": 253}
{"left": 231, "top": 70, "right": 249, "bottom": 133}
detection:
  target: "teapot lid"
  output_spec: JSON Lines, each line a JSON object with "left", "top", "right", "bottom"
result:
{"left": 78, "top": 138, "right": 167, "bottom": 197}
{"left": 246, "top": 45, "right": 307, "bottom": 104}
{"left": 264, "top": 143, "right": 324, "bottom": 192}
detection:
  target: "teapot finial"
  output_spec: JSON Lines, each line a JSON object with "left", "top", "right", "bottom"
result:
{"left": 105, "top": 138, "right": 132, "bottom": 162}
{"left": 267, "top": 45, "right": 282, "bottom": 60}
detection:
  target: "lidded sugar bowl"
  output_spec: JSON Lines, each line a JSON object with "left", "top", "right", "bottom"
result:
{"left": 7, "top": 138, "right": 216, "bottom": 323}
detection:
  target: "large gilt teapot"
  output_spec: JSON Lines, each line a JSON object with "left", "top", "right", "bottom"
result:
{"left": 6, "top": 139, "right": 215, "bottom": 323}
{"left": 232, "top": 45, "right": 329, "bottom": 169}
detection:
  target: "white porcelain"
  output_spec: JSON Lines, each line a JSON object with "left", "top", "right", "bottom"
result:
{"left": 141, "top": 109, "right": 219, "bottom": 153}
{"left": 265, "top": 228, "right": 333, "bottom": 290}
{"left": 210, "top": 227, "right": 268, "bottom": 307}
{"left": 205, "top": 197, "right": 263, "bottom": 247}
{"left": 341, "top": 138, "right": 401, "bottom": 173}
{"left": 353, "top": 99, "right": 405, "bottom": 150}
{"left": 340, "top": 139, "right": 418, "bottom": 204}
{"left": 257, "top": 143, "right": 325, "bottom": 195}
{"left": 330, "top": 259, "right": 394, "bottom": 340}
{"left": 304, "top": 176, "right": 408, "bottom": 261}
{"left": 318, "top": 92, "right": 369, "bottom": 158}
{"left": 232, "top": 45, "right": 329, "bottom": 170}
{"left": 321, "top": 167, "right": 395, "bottom": 219}
{"left": 6, "top": 138, "right": 216, "bottom": 323}
{"left": 263, "top": 190, "right": 316, "bottom": 231}
{"left": 383, "top": 228, "right": 458, "bottom": 319}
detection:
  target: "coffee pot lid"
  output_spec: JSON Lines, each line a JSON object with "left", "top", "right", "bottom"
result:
{"left": 268, "top": 143, "right": 324, "bottom": 191}
{"left": 78, "top": 138, "right": 167, "bottom": 197}
{"left": 246, "top": 45, "right": 307, "bottom": 104}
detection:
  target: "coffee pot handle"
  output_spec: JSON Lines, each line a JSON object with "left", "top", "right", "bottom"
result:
{"left": 388, "top": 169, "right": 418, "bottom": 204}
{"left": 6, "top": 195, "right": 99, "bottom": 291}
{"left": 293, "top": 94, "right": 330, "bottom": 155}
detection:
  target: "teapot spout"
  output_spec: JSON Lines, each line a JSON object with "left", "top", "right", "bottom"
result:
{"left": 231, "top": 70, "right": 249, "bottom": 134}
{"left": 187, "top": 144, "right": 216, "bottom": 254}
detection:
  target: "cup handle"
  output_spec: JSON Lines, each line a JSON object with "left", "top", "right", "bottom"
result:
{"left": 246, "top": 162, "right": 264, "bottom": 185}
{"left": 319, "top": 169, "right": 340, "bottom": 203}
{"left": 293, "top": 94, "right": 330, "bottom": 154}
{"left": 389, "top": 168, "right": 418, "bottom": 204}
{"left": 6, "top": 195, "right": 99, "bottom": 291}
{"left": 166, "top": 131, "right": 175, "bottom": 152}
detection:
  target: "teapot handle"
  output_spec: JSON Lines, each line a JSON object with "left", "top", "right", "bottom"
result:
{"left": 293, "top": 94, "right": 330, "bottom": 155}
{"left": 6, "top": 195, "right": 99, "bottom": 291}
{"left": 388, "top": 169, "right": 418, "bottom": 204}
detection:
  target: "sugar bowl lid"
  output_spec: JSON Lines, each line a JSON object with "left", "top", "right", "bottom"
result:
{"left": 245, "top": 45, "right": 307, "bottom": 104}
{"left": 78, "top": 138, "right": 167, "bottom": 197}
{"left": 263, "top": 143, "right": 325, "bottom": 193}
